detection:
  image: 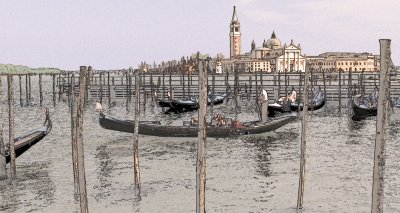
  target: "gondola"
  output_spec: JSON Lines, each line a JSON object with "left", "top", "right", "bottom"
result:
{"left": 5, "top": 108, "right": 52, "bottom": 164}
{"left": 158, "top": 92, "right": 229, "bottom": 113}
{"left": 99, "top": 110, "right": 299, "bottom": 138}
{"left": 351, "top": 88, "right": 378, "bottom": 121}
{"left": 268, "top": 89, "right": 326, "bottom": 117}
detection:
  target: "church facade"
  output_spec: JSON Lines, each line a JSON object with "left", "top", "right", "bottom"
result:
{"left": 218, "top": 6, "right": 306, "bottom": 73}
{"left": 216, "top": 6, "right": 379, "bottom": 73}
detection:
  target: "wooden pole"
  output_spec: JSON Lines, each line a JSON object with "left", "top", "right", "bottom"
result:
{"left": 225, "top": 70, "right": 229, "bottom": 105}
{"left": 371, "top": 39, "right": 392, "bottom": 213}
{"left": 8, "top": 75, "right": 16, "bottom": 179}
{"left": 74, "top": 66, "right": 89, "bottom": 213}
{"left": 338, "top": 68, "right": 342, "bottom": 114}
{"left": 297, "top": 59, "right": 310, "bottom": 210}
{"left": 162, "top": 68, "right": 165, "bottom": 100}
{"left": 39, "top": 74, "right": 43, "bottom": 107}
{"left": 126, "top": 70, "right": 129, "bottom": 112}
{"left": 99, "top": 73, "right": 103, "bottom": 104}
{"left": 52, "top": 74, "right": 56, "bottom": 108}
{"left": 28, "top": 74, "right": 31, "bottom": 104}
{"left": 169, "top": 72, "right": 172, "bottom": 100}
{"left": 25, "top": 75, "right": 29, "bottom": 106}
{"left": 196, "top": 60, "right": 207, "bottom": 213}
{"left": 108, "top": 71, "right": 111, "bottom": 108}
{"left": 58, "top": 74, "right": 61, "bottom": 102}
{"left": 70, "top": 74, "right": 79, "bottom": 197}
{"left": 133, "top": 70, "right": 141, "bottom": 196}
{"left": 0, "top": 77, "right": 6, "bottom": 179}
{"left": 19, "top": 75, "right": 23, "bottom": 107}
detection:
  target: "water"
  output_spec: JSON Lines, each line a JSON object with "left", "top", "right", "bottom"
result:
{"left": 1, "top": 76, "right": 400, "bottom": 212}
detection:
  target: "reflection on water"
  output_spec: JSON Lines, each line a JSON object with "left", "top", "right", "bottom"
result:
{"left": 0, "top": 76, "right": 400, "bottom": 212}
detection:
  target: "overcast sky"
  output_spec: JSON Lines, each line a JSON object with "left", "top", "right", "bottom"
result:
{"left": 1, "top": 0, "right": 399, "bottom": 70}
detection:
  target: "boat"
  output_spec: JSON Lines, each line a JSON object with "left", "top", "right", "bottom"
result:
{"left": 5, "top": 108, "right": 52, "bottom": 164}
{"left": 158, "top": 92, "right": 230, "bottom": 113}
{"left": 98, "top": 110, "right": 299, "bottom": 138}
{"left": 268, "top": 88, "right": 326, "bottom": 117}
{"left": 351, "top": 89, "right": 378, "bottom": 121}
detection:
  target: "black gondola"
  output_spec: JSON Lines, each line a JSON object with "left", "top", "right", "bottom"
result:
{"left": 99, "top": 111, "right": 299, "bottom": 138}
{"left": 351, "top": 88, "right": 378, "bottom": 121}
{"left": 158, "top": 92, "right": 229, "bottom": 113}
{"left": 268, "top": 88, "right": 326, "bottom": 117}
{"left": 5, "top": 108, "right": 52, "bottom": 164}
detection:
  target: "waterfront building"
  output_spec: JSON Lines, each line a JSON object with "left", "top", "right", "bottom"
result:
{"left": 306, "top": 52, "right": 380, "bottom": 72}
{"left": 221, "top": 6, "right": 306, "bottom": 73}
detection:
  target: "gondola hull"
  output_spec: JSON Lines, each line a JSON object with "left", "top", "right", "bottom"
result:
{"left": 352, "top": 101, "right": 377, "bottom": 120}
{"left": 99, "top": 112, "right": 298, "bottom": 138}
{"left": 5, "top": 111, "right": 52, "bottom": 164}
{"left": 99, "top": 113, "right": 161, "bottom": 133}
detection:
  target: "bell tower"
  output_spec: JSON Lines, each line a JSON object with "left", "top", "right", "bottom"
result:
{"left": 230, "top": 6, "right": 241, "bottom": 59}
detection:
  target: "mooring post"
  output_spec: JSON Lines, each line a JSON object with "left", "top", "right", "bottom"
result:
{"left": 255, "top": 71, "right": 258, "bottom": 99}
{"left": 322, "top": 67, "right": 327, "bottom": 97}
{"left": 297, "top": 60, "right": 310, "bottom": 211}
{"left": 125, "top": 70, "right": 129, "bottom": 112}
{"left": 18, "top": 75, "right": 23, "bottom": 107}
{"left": 70, "top": 74, "right": 79, "bottom": 197}
{"left": 0, "top": 77, "right": 6, "bottom": 179}
{"left": 234, "top": 64, "right": 239, "bottom": 118}
{"left": 225, "top": 70, "right": 229, "bottom": 105}
{"left": 52, "top": 74, "right": 56, "bottom": 108}
{"left": 7, "top": 75, "right": 16, "bottom": 178}
{"left": 187, "top": 71, "right": 191, "bottom": 97}
{"left": 278, "top": 71, "right": 281, "bottom": 99}
{"left": 169, "top": 72, "right": 172, "bottom": 100}
{"left": 182, "top": 73, "right": 186, "bottom": 99}
{"left": 211, "top": 68, "right": 215, "bottom": 116}
{"left": 28, "top": 74, "right": 31, "bottom": 104}
{"left": 58, "top": 73, "right": 61, "bottom": 102}
{"left": 196, "top": 60, "right": 207, "bottom": 213}
{"left": 99, "top": 73, "right": 103, "bottom": 104}
{"left": 39, "top": 74, "right": 43, "bottom": 107}
{"left": 310, "top": 68, "right": 314, "bottom": 113}
{"left": 108, "top": 71, "right": 111, "bottom": 108}
{"left": 371, "top": 39, "right": 392, "bottom": 213}
{"left": 67, "top": 73, "right": 71, "bottom": 105}
{"left": 162, "top": 68, "right": 165, "bottom": 100}
{"left": 133, "top": 70, "right": 141, "bottom": 197}
{"left": 25, "top": 75, "right": 29, "bottom": 106}
{"left": 142, "top": 72, "right": 147, "bottom": 114}
{"left": 338, "top": 68, "right": 342, "bottom": 114}
{"left": 74, "top": 66, "right": 89, "bottom": 213}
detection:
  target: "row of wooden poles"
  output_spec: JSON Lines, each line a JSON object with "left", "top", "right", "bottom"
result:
{"left": 0, "top": 40, "right": 393, "bottom": 212}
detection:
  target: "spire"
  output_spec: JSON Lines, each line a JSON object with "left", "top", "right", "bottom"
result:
{"left": 231, "top": 6, "right": 239, "bottom": 23}
{"left": 271, "top": 31, "right": 276, "bottom": 39}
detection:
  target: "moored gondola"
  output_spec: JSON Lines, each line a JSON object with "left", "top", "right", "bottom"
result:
{"left": 268, "top": 88, "right": 326, "bottom": 117}
{"left": 98, "top": 109, "right": 299, "bottom": 138}
{"left": 351, "top": 88, "right": 378, "bottom": 121}
{"left": 5, "top": 108, "right": 52, "bottom": 164}
{"left": 158, "top": 92, "right": 230, "bottom": 113}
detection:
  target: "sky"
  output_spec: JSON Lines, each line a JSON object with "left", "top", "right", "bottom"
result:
{"left": 1, "top": 0, "right": 399, "bottom": 70}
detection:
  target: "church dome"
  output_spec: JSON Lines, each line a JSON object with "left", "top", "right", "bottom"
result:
{"left": 266, "top": 31, "right": 281, "bottom": 49}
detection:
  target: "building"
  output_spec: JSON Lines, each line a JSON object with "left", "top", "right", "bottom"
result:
{"left": 307, "top": 52, "right": 380, "bottom": 72}
{"left": 221, "top": 6, "right": 306, "bottom": 73}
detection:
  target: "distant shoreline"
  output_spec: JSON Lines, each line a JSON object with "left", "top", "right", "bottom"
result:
{"left": 0, "top": 64, "right": 62, "bottom": 75}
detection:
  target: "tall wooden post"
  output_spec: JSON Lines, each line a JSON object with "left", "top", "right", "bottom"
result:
{"left": 187, "top": 71, "right": 191, "bottom": 97}
{"left": 0, "top": 77, "right": 6, "bottom": 179}
{"left": 225, "top": 71, "right": 229, "bottom": 105}
{"left": 18, "top": 75, "right": 23, "bottom": 107}
{"left": 169, "top": 72, "right": 172, "bottom": 100}
{"left": 108, "top": 71, "right": 111, "bottom": 108}
{"left": 162, "top": 68, "right": 165, "bottom": 100}
{"left": 99, "top": 73, "right": 103, "bottom": 104}
{"left": 25, "top": 75, "right": 29, "bottom": 106}
{"left": 28, "top": 74, "right": 31, "bottom": 104}
{"left": 52, "top": 74, "right": 56, "bottom": 108}
{"left": 39, "top": 74, "right": 43, "bottom": 107}
{"left": 371, "top": 39, "right": 392, "bottom": 213}
{"left": 8, "top": 75, "right": 16, "bottom": 178}
{"left": 196, "top": 61, "right": 207, "bottom": 213}
{"left": 133, "top": 70, "right": 141, "bottom": 196}
{"left": 297, "top": 62, "right": 310, "bottom": 210}
{"left": 74, "top": 66, "right": 89, "bottom": 213}
{"left": 338, "top": 68, "right": 342, "bottom": 114}
{"left": 70, "top": 74, "right": 79, "bottom": 197}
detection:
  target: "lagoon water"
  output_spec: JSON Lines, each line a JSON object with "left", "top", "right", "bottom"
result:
{"left": 1, "top": 76, "right": 400, "bottom": 212}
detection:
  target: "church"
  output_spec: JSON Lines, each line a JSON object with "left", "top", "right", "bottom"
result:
{"left": 217, "top": 6, "right": 306, "bottom": 73}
